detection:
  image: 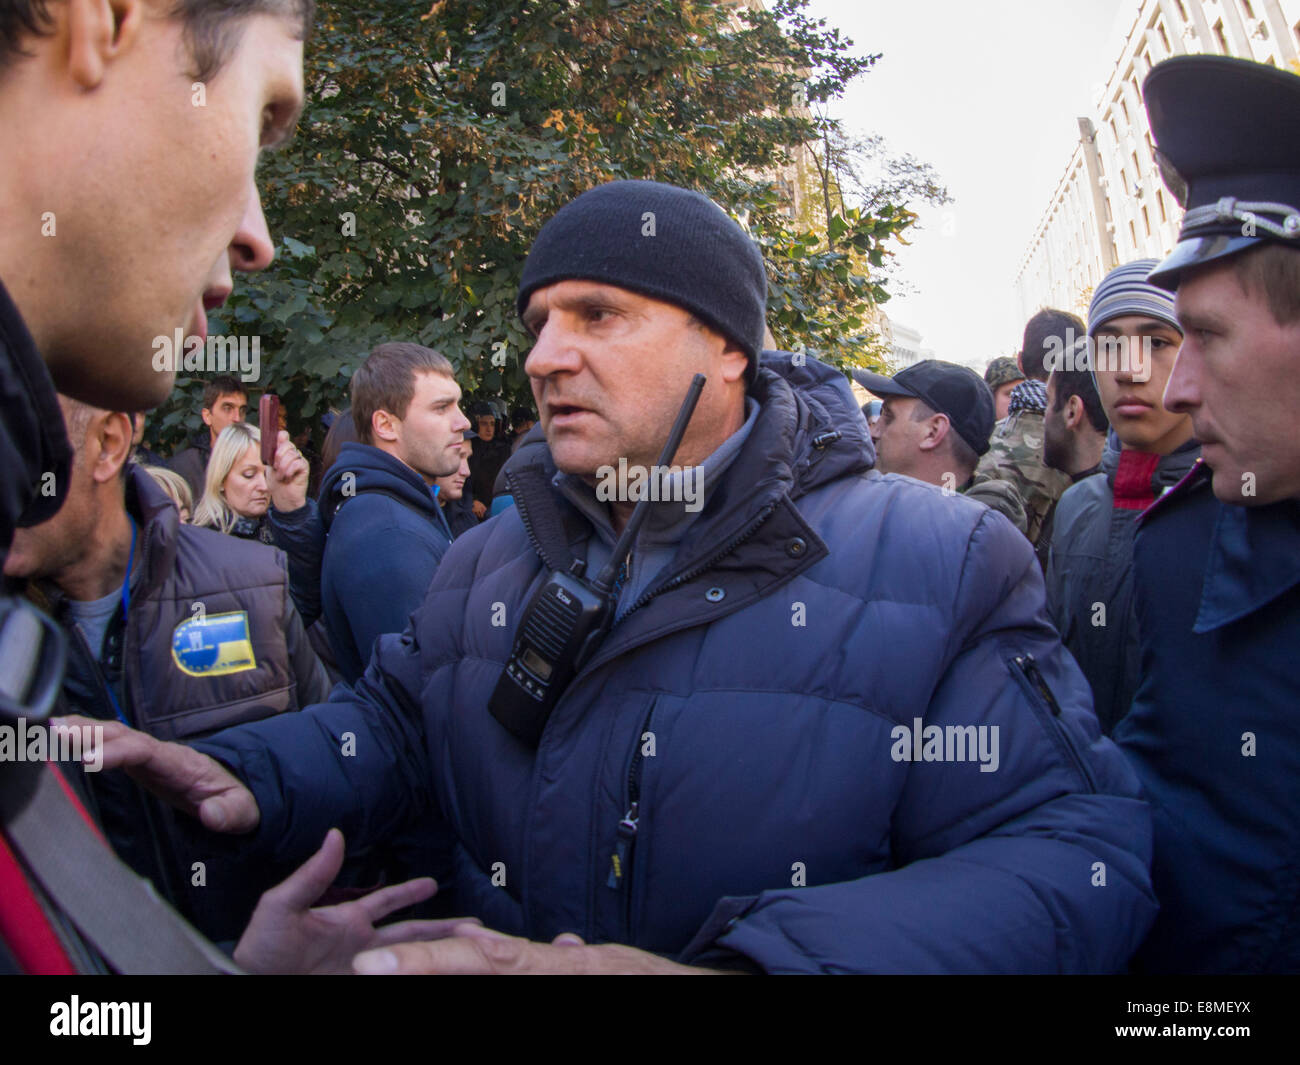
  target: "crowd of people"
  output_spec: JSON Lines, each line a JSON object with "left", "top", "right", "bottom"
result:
{"left": 1, "top": 1, "right": 1297, "bottom": 977}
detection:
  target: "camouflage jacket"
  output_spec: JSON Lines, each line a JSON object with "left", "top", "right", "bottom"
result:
{"left": 961, "top": 475, "right": 1027, "bottom": 535}
{"left": 972, "top": 409, "right": 1071, "bottom": 544}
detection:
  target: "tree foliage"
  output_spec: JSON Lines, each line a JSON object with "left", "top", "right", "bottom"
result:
{"left": 149, "top": 0, "right": 928, "bottom": 453}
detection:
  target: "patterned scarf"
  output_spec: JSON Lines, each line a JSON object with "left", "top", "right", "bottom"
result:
{"left": 1007, "top": 378, "right": 1047, "bottom": 416}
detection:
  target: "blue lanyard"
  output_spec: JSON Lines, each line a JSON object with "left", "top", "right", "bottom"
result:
{"left": 103, "top": 519, "right": 136, "bottom": 726}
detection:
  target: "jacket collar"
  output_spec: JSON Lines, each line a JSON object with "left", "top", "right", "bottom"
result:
{"left": 1194, "top": 490, "right": 1300, "bottom": 634}
{"left": 123, "top": 464, "right": 182, "bottom": 601}
{"left": 0, "top": 277, "right": 72, "bottom": 552}
{"left": 506, "top": 356, "right": 868, "bottom": 659}
{"left": 1101, "top": 434, "right": 1201, "bottom": 496}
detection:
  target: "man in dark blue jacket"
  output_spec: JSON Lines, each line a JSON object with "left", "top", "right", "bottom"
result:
{"left": 106, "top": 180, "right": 1156, "bottom": 974}
{"left": 318, "top": 342, "right": 471, "bottom": 684}
{"left": 1114, "top": 55, "right": 1300, "bottom": 973}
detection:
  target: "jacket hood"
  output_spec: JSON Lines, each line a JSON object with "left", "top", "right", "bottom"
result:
{"left": 1102, "top": 433, "right": 1201, "bottom": 495}
{"left": 318, "top": 441, "right": 441, "bottom": 532}
{"left": 753, "top": 349, "right": 876, "bottom": 492}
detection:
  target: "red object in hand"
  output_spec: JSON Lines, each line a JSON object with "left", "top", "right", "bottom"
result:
{"left": 259, "top": 393, "right": 280, "bottom": 465}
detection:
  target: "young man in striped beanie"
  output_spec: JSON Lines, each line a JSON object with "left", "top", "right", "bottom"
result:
{"left": 1044, "top": 260, "right": 1199, "bottom": 736}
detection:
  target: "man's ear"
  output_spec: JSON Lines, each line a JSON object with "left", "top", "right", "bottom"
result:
{"left": 90, "top": 411, "right": 133, "bottom": 483}
{"left": 201, "top": 407, "right": 214, "bottom": 428}
{"left": 917, "top": 413, "right": 950, "bottom": 453}
{"left": 1065, "top": 395, "right": 1084, "bottom": 430}
{"left": 372, "top": 409, "right": 400, "bottom": 444}
{"left": 66, "top": 0, "right": 146, "bottom": 90}
{"left": 718, "top": 338, "right": 749, "bottom": 387}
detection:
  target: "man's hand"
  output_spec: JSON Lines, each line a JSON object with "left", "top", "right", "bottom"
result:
{"left": 267, "top": 429, "right": 309, "bottom": 513}
{"left": 471, "top": 498, "right": 488, "bottom": 520}
{"left": 234, "top": 828, "right": 481, "bottom": 974}
{"left": 352, "top": 926, "right": 714, "bottom": 974}
{"left": 53, "top": 715, "right": 259, "bottom": 833}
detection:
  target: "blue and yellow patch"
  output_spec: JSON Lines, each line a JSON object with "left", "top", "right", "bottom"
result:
{"left": 172, "top": 611, "right": 257, "bottom": 677}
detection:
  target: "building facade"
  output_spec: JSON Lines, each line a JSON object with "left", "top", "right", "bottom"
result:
{"left": 1015, "top": 0, "right": 1300, "bottom": 320}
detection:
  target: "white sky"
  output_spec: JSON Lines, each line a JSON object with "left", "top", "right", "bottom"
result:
{"left": 809, "top": 0, "right": 1136, "bottom": 368}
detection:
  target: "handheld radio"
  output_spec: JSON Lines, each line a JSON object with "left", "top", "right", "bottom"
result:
{"left": 487, "top": 373, "right": 707, "bottom": 747}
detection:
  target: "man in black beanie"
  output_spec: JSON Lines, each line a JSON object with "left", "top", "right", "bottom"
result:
{"left": 103, "top": 179, "right": 1155, "bottom": 975}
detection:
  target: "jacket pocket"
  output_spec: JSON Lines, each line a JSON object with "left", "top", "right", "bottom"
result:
{"left": 1007, "top": 653, "right": 1098, "bottom": 793}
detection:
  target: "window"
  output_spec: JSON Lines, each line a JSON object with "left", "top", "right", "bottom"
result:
{"left": 1110, "top": 118, "right": 1119, "bottom": 142}
{"left": 1176, "top": 0, "right": 1189, "bottom": 21}
{"left": 1131, "top": 76, "right": 1142, "bottom": 102}
{"left": 1158, "top": 21, "right": 1171, "bottom": 50}
{"left": 1120, "top": 167, "right": 1129, "bottom": 193}
{"left": 1105, "top": 196, "right": 1113, "bottom": 223}
{"left": 1241, "top": 0, "right": 1256, "bottom": 19}
{"left": 1130, "top": 220, "right": 1138, "bottom": 246}
{"left": 1120, "top": 97, "right": 1130, "bottom": 122}
{"left": 1132, "top": 151, "right": 1141, "bottom": 178}
{"left": 1142, "top": 206, "right": 1151, "bottom": 236}
{"left": 1214, "top": 20, "right": 1229, "bottom": 54}
{"left": 1157, "top": 188, "right": 1167, "bottom": 223}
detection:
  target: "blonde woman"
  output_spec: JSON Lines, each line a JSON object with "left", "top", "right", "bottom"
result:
{"left": 193, "top": 420, "right": 323, "bottom": 627}
{"left": 139, "top": 464, "right": 193, "bottom": 523}
{"left": 193, "top": 422, "right": 272, "bottom": 539}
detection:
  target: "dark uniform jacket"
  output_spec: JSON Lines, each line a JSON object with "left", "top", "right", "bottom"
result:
{"left": 1116, "top": 460, "right": 1300, "bottom": 973}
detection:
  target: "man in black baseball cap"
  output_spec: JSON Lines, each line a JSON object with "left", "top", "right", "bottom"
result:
{"left": 1113, "top": 55, "right": 1300, "bottom": 974}
{"left": 854, "top": 360, "right": 1026, "bottom": 531}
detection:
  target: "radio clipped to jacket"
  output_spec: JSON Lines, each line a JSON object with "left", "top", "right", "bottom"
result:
{"left": 488, "top": 374, "right": 707, "bottom": 747}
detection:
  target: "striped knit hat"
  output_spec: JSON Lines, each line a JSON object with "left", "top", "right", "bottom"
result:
{"left": 1087, "top": 259, "right": 1180, "bottom": 336}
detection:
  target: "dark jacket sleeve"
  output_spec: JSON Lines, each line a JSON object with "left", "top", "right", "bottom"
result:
{"left": 282, "top": 579, "right": 330, "bottom": 709}
{"left": 191, "top": 628, "right": 436, "bottom": 868}
{"left": 269, "top": 499, "right": 324, "bottom": 626}
{"left": 679, "top": 510, "right": 1157, "bottom": 974}
{"left": 323, "top": 500, "right": 449, "bottom": 678}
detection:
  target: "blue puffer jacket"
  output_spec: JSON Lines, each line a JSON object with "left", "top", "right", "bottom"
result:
{"left": 196, "top": 355, "right": 1156, "bottom": 973}
{"left": 317, "top": 442, "right": 454, "bottom": 684}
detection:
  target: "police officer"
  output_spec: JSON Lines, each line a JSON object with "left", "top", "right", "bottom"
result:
{"left": 1115, "top": 54, "right": 1300, "bottom": 973}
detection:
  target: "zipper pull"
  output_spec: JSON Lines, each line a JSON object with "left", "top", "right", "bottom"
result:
{"left": 1019, "top": 654, "right": 1063, "bottom": 716}
{"left": 606, "top": 802, "right": 639, "bottom": 889}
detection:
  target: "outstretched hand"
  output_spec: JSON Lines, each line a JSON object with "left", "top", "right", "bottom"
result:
{"left": 52, "top": 715, "right": 259, "bottom": 833}
{"left": 234, "top": 828, "right": 480, "bottom": 975}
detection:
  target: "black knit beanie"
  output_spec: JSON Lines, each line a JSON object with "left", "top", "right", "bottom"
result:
{"left": 516, "top": 180, "right": 768, "bottom": 366}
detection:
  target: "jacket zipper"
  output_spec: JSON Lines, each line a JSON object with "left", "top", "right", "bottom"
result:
{"left": 607, "top": 703, "right": 656, "bottom": 939}
{"left": 1010, "top": 653, "right": 1098, "bottom": 793}
{"left": 617, "top": 502, "right": 779, "bottom": 624}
